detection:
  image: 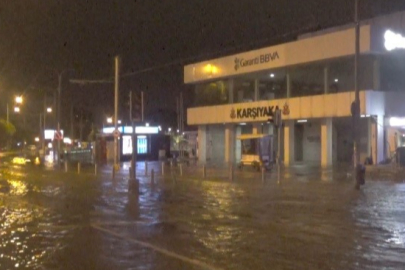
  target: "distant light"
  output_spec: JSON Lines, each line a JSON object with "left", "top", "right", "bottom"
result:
{"left": 270, "top": 73, "right": 275, "bottom": 78}
{"left": 14, "top": 107, "right": 20, "bottom": 113}
{"left": 17, "top": 142, "right": 21, "bottom": 146}
{"left": 107, "top": 117, "right": 113, "bottom": 124}
{"left": 384, "top": 30, "right": 405, "bottom": 51}
{"left": 63, "top": 137, "right": 72, "bottom": 144}
{"left": 361, "top": 115, "right": 366, "bottom": 118}
{"left": 44, "top": 129, "right": 64, "bottom": 140}
{"left": 135, "top": 126, "right": 158, "bottom": 134}
{"left": 48, "top": 142, "right": 53, "bottom": 149}
{"left": 389, "top": 117, "right": 405, "bottom": 127}
{"left": 146, "top": 123, "right": 150, "bottom": 127}
{"left": 47, "top": 107, "right": 52, "bottom": 113}
{"left": 118, "top": 120, "right": 122, "bottom": 124}
{"left": 182, "top": 132, "right": 185, "bottom": 135}
{"left": 203, "top": 64, "right": 218, "bottom": 75}
{"left": 297, "top": 119, "right": 308, "bottom": 123}
{"left": 158, "top": 125, "right": 162, "bottom": 131}
{"left": 334, "top": 78, "right": 339, "bottom": 83}
{"left": 168, "top": 128, "right": 172, "bottom": 132}
{"left": 240, "top": 123, "right": 246, "bottom": 125}
{"left": 177, "top": 129, "right": 179, "bottom": 133}
{"left": 12, "top": 157, "right": 26, "bottom": 165}
{"left": 15, "top": 96, "right": 23, "bottom": 104}
{"left": 34, "top": 137, "right": 40, "bottom": 142}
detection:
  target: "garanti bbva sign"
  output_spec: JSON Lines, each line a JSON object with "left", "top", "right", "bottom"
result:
{"left": 230, "top": 106, "right": 275, "bottom": 120}
{"left": 234, "top": 51, "right": 279, "bottom": 71}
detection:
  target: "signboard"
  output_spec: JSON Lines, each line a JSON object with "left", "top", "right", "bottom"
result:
{"left": 113, "top": 129, "right": 120, "bottom": 138}
{"left": 54, "top": 130, "right": 63, "bottom": 141}
{"left": 45, "top": 129, "right": 63, "bottom": 140}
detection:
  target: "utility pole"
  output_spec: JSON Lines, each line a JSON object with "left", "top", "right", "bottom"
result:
{"left": 70, "top": 105, "right": 74, "bottom": 140}
{"left": 141, "top": 91, "right": 144, "bottom": 122}
{"left": 353, "top": 0, "right": 360, "bottom": 168}
{"left": 129, "top": 91, "right": 132, "bottom": 122}
{"left": 57, "top": 73, "right": 62, "bottom": 166}
{"left": 114, "top": 56, "right": 120, "bottom": 170}
{"left": 6, "top": 103, "right": 9, "bottom": 123}
{"left": 42, "top": 95, "right": 46, "bottom": 153}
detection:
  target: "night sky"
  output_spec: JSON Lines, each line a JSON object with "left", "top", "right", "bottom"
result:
{"left": 1, "top": 0, "right": 405, "bottom": 128}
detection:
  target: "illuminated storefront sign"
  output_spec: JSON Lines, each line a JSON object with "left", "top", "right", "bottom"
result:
{"left": 44, "top": 129, "right": 64, "bottom": 140}
{"left": 389, "top": 117, "right": 405, "bottom": 127}
{"left": 384, "top": 30, "right": 405, "bottom": 51}
{"left": 122, "top": 135, "right": 148, "bottom": 155}
{"left": 102, "top": 126, "right": 159, "bottom": 135}
{"left": 234, "top": 51, "right": 279, "bottom": 71}
{"left": 231, "top": 106, "right": 275, "bottom": 120}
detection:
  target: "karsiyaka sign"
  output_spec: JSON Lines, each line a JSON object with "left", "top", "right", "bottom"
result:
{"left": 230, "top": 106, "right": 274, "bottom": 120}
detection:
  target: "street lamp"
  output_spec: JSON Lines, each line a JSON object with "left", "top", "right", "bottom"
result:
{"left": 41, "top": 106, "right": 53, "bottom": 153}
{"left": 15, "top": 96, "right": 23, "bottom": 104}
{"left": 14, "top": 106, "right": 20, "bottom": 113}
{"left": 107, "top": 117, "right": 113, "bottom": 124}
{"left": 55, "top": 69, "right": 74, "bottom": 166}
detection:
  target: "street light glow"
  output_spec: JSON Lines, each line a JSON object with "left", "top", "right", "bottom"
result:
{"left": 14, "top": 107, "right": 20, "bottom": 113}
{"left": 47, "top": 107, "right": 52, "bottom": 113}
{"left": 35, "top": 137, "right": 40, "bottom": 142}
{"left": 15, "top": 96, "right": 23, "bottom": 104}
{"left": 384, "top": 30, "right": 405, "bottom": 51}
{"left": 107, "top": 117, "right": 113, "bottom": 124}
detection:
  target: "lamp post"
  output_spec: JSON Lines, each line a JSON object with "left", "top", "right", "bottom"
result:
{"left": 353, "top": 0, "right": 362, "bottom": 187}
{"left": 354, "top": 0, "right": 360, "bottom": 160}
{"left": 42, "top": 107, "right": 52, "bottom": 154}
{"left": 56, "top": 69, "right": 74, "bottom": 166}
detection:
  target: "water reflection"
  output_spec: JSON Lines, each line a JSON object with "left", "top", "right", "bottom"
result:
{"left": 194, "top": 182, "right": 243, "bottom": 253}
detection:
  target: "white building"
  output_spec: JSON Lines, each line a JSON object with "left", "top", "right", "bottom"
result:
{"left": 184, "top": 11, "right": 405, "bottom": 167}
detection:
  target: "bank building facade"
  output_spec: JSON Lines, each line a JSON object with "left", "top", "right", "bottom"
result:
{"left": 184, "top": 11, "right": 405, "bottom": 167}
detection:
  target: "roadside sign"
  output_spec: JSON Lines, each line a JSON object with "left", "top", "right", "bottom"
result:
{"left": 54, "top": 130, "right": 63, "bottom": 141}
{"left": 113, "top": 129, "right": 120, "bottom": 138}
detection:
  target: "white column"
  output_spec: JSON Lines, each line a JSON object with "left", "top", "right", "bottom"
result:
{"left": 369, "top": 117, "right": 376, "bottom": 164}
{"left": 324, "top": 67, "right": 329, "bottom": 94}
{"left": 235, "top": 125, "right": 242, "bottom": 162}
{"left": 225, "top": 124, "right": 235, "bottom": 164}
{"left": 321, "top": 118, "right": 333, "bottom": 167}
{"left": 228, "top": 79, "right": 234, "bottom": 103}
{"left": 376, "top": 116, "right": 384, "bottom": 163}
{"left": 284, "top": 121, "right": 295, "bottom": 166}
{"left": 254, "top": 79, "right": 260, "bottom": 101}
{"left": 373, "top": 57, "right": 381, "bottom": 90}
{"left": 368, "top": 116, "right": 384, "bottom": 164}
{"left": 197, "top": 125, "right": 207, "bottom": 163}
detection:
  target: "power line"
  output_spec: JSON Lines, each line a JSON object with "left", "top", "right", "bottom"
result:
{"left": 107, "top": 24, "right": 319, "bottom": 81}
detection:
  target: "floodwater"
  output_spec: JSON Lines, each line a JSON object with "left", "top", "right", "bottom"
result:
{"left": 1, "top": 160, "right": 405, "bottom": 269}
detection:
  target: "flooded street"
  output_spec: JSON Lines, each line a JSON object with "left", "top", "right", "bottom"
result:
{"left": 1, "top": 162, "right": 405, "bottom": 269}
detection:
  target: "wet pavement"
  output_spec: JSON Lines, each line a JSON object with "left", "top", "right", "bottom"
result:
{"left": 0, "top": 160, "right": 405, "bottom": 270}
